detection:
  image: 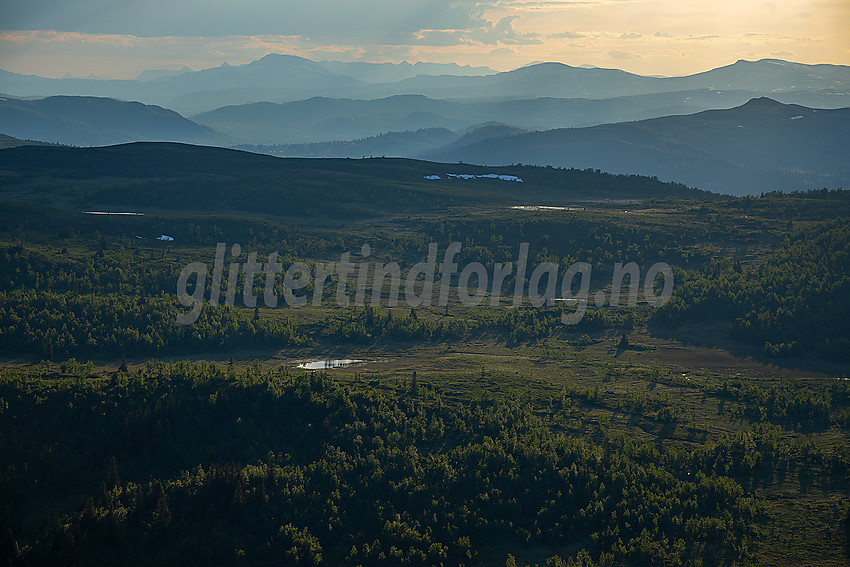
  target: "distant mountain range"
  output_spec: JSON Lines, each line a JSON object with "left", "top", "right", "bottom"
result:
{"left": 226, "top": 98, "right": 849, "bottom": 196}
{"left": 1, "top": 54, "right": 847, "bottom": 115}
{"left": 192, "top": 90, "right": 773, "bottom": 144}
{"left": 380, "top": 59, "right": 850, "bottom": 102}
{"left": 0, "top": 55, "right": 495, "bottom": 115}
{"left": 3, "top": 94, "right": 846, "bottom": 196}
{"left": 1, "top": 54, "right": 848, "bottom": 196}
{"left": 423, "top": 98, "right": 850, "bottom": 196}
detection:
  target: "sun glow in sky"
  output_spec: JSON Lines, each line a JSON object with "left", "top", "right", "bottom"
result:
{"left": 1, "top": 0, "right": 848, "bottom": 78}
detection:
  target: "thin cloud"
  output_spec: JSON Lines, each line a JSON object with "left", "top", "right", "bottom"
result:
{"left": 0, "top": 30, "right": 143, "bottom": 47}
{"left": 1, "top": 0, "right": 848, "bottom": 78}
{"left": 607, "top": 49, "right": 639, "bottom": 59}
{"left": 412, "top": 15, "right": 543, "bottom": 46}
{"left": 548, "top": 31, "right": 585, "bottom": 38}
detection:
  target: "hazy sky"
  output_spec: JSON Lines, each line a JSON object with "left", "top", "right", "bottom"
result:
{"left": 1, "top": 0, "right": 848, "bottom": 78}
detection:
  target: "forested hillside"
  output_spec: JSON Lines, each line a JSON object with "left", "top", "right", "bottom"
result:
{"left": 0, "top": 362, "right": 811, "bottom": 566}
{"left": 654, "top": 217, "right": 850, "bottom": 360}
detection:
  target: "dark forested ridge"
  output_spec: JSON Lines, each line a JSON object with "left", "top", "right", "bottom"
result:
{"left": 0, "top": 141, "right": 714, "bottom": 215}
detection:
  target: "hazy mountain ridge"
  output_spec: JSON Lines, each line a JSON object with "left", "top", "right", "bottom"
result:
{"left": 0, "top": 54, "right": 493, "bottom": 115}
{"left": 235, "top": 128, "right": 460, "bottom": 158}
{"left": 316, "top": 60, "right": 495, "bottom": 83}
{"left": 134, "top": 67, "right": 194, "bottom": 82}
{"left": 192, "top": 89, "right": 788, "bottom": 145}
{"left": 666, "top": 58, "right": 850, "bottom": 91}
{"left": 1, "top": 55, "right": 848, "bottom": 115}
{"left": 424, "top": 98, "right": 850, "bottom": 195}
{"left": 362, "top": 58, "right": 850, "bottom": 105}
{"left": 234, "top": 123, "right": 528, "bottom": 159}
{"left": 192, "top": 94, "right": 467, "bottom": 144}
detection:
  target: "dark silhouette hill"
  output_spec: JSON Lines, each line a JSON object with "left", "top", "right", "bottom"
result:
{"left": 0, "top": 96, "right": 227, "bottom": 146}
{"left": 0, "top": 141, "right": 715, "bottom": 218}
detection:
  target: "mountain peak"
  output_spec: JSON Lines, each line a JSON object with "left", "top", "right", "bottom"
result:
{"left": 244, "top": 53, "right": 331, "bottom": 74}
{"left": 731, "top": 58, "right": 797, "bottom": 68}
{"left": 520, "top": 62, "right": 573, "bottom": 70}
{"left": 255, "top": 53, "right": 308, "bottom": 62}
{"left": 250, "top": 53, "right": 315, "bottom": 66}
{"left": 742, "top": 96, "right": 784, "bottom": 106}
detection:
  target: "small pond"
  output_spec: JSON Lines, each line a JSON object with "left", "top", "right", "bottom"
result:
{"left": 296, "top": 359, "right": 367, "bottom": 370}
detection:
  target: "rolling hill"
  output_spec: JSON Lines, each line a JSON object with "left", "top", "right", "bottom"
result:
{"left": 0, "top": 141, "right": 713, "bottom": 219}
